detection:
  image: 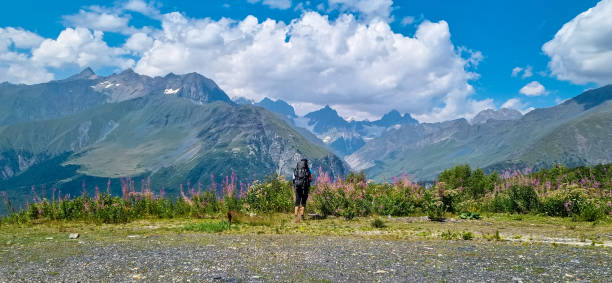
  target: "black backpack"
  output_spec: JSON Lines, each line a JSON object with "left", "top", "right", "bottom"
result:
{"left": 294, "top": 159, "right": 311, "bottom": 188}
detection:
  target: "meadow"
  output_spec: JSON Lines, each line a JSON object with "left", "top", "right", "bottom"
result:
{"left": 1, "top": 164, "right": 610, "bottom": 226}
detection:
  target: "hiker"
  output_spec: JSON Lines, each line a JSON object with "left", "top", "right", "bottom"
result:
{"left": 293, "top": 158, "right": 313, "bottom": 222}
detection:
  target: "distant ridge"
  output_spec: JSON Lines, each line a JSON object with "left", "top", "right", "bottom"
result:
{"left": 0, "top": 68, "right": 349, "bottom": 202}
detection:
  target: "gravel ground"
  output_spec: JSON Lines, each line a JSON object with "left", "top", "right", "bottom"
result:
{"left": 0, "top": 234, "right": 610, "bottom": 282}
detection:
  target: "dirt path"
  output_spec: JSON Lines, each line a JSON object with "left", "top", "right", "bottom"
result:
{"left": 1, "top": 233, "right": 610, "bottom": 282}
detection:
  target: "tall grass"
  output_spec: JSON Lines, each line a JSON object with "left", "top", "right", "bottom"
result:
{"left": 1, "top": 164, "right": 611, "bottom": 225}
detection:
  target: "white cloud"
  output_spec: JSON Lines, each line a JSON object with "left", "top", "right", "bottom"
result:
{"left": 133, "top": 12, "right": 487, "bottom": 122}
{"left": 328, "top": 0, "right": 393, "bottom": 22}
{"left": 501, "top": 98, "right": 533, "bottom": 114}
{"left": 0, "top": 28, "right": 52, "bottom": 84}
{"left": 248, "top": 0, "right": 292, "bottom": 10}
{"left": 0, "top": 51, "right": 54, "bottom": 84}
{"left": 264, "top": 0, "right": 292, "bottom": 9}
{"left": 0, "top": 2, "right": 491, "bottom": 122}
{"left": 31, "top": 27, "right": 134, "bottom": 69}
{"left": 124, "top": 32, "right": 154, "bottom": 54}
{"left": 0, "top": 27, "right": 44, "bottom": 49}
{"left": 63, "top": 9, "right": 131, "bottom": 33}
{"left": 511, "top": 65, "right": 532, "bottom": 78}
{"left": 543, "top": 0, "right": 612, "bottom": 85}
{"left": 401, "top": 16, "right": 414, "bottom": 26}
{"left": 519, "top": 81, "right": 547, "bottom": 96}
{"left": 522, "top": 65, "right": 533, "bottom": 78}
{"left": 123, "top": 0, "right": 161, "bottom": 19}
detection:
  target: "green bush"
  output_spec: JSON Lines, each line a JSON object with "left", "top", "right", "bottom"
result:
{"left": 372, "top": 185, "right": 416, "bottom": 216}
{"left": 423, "top": 190, "right": 445, "bottom": 220}
{"left": 244, "top": 176, "right": 294, "bottom": 213}
{"left": 371, "top": 218, "right": 386, "bottom": 228}
{"left": 509, "top": 185, "right": 539, "bottom": 213}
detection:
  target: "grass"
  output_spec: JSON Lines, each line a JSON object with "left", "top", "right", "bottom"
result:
{"left": 1, "top": 213, "right": 610, "bottom": 250}
{"left": 183, "top": 221, "right": 231, "bottom": 233}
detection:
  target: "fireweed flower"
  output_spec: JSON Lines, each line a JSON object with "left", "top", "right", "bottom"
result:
{"left": 564, "top": 201, "right": 572, "bottom": 214}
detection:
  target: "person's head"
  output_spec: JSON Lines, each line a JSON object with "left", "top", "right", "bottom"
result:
{"left": 298, "top": 158, "right": 309, "bottom": 168}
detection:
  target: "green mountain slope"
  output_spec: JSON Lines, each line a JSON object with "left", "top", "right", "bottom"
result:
{"left": 0, "top": 70, "right": 348, "bottom": 209}
{"left": 348, "top": 85, "right": 612, "bottom": 181}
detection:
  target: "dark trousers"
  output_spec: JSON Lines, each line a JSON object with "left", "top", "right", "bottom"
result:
{"left": 295, "top": 185, "right": 309, "bottom": 207}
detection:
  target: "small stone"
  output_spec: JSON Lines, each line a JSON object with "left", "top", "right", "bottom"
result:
{"left": 127, "top": 235, "right": 139, "bottom": 238}
{"left": 375, "top": 269, "right": 387, "bottom": 274}
{"left": 45, "top": 237, "right": 53, "bottom": 240}
{"left": 69, "top": 233, "right": 79, "bottom": 239}
{"left": 252, "top": 275, "right": 261, "bottom": 279}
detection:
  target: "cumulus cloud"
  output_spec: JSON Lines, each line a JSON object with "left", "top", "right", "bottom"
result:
{"left": 0, "top": 1, "right": 491, "bottom": 122}
{"left": 133, "top": 12, "right": 487, "bottom": 122}
{"left": 328, "top": 0, "right": 393, "bottom": 22}
{"left": 63, "top": 9, "right": 131, "bottom": 33}
{"left": 0, "top": 25, "right": 134, "bottom": 84}
{"left": 0, "top": 28, "right": 52, "bottom": 84}
{"left": 511, "top": 67, "right": 522, "bottom": 77}
{"left": 248, "top": 0, "right": 292, "bottom": 10}
{"left": 31, "top": 27, "right": 133, "bottom": 69}
{"left": 0, "top": 27, "right": 44, "bottom": 50}
{"left": 501, "top": 98, "right": 533, "bottom": 114}
{"left": 543, "top": 0, "right": 612, "bottom": 85}
{"left": 123, "top": 0, "right": 161, "bottom": 19}
{"left": 519, "top": 81, "right": 547, "bottom": 96}
{"left": 124, "top": 32, "right": 154, "bottom": 54}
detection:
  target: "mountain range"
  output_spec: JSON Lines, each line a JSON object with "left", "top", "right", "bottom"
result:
{"left": 0, "top": 68, "right": 347, "bottom": 204}
{"left": 2, "top": 67, "right": 611, "bottom": 207}
{"left": 243, "top": 86, "right": 612, "bottom": 182}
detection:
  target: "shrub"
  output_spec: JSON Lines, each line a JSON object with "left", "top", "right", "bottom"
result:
{"left": 462, "top": 231, "right": 474, "bottom": 240}
{"left": 441, "top": 230, "right": 459, "bottom": 240}
{"left": 371, "top": 218, "right": 386, "bottom": 228}
{"left": 244, "top": 176, "right": 294, "bottom": 213}
{"left": 508, "top": 185, "right": 539, "bottom": 213}
{"left": 423, "top": 190, "right": 445, "bottom": 220}
{"left": 486, "top": 193, "right": 512, "bottom": 213}
{"left": 372, "top": 185, "right": 416, "bottom": 216}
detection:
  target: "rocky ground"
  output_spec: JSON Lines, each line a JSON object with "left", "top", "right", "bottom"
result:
{"left": 0, "top": 232, "right": 610, "bottom": 282}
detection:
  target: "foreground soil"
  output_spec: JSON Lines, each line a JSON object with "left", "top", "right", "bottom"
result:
{"left": 0, "top": 215, "right": 610, "bottom": 282}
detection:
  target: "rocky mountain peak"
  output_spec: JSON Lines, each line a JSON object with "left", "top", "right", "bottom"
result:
{"left": 471, "top": 108, "right": 522, "bottom": 125}
{"left": 255, "top": 97, "right": 296, "bottom": 117}
{"left": 374, "top": 110, "right": 418, "bottom": 127}
{"left": 65, "top": 67, "right": 98, "bottom": 81}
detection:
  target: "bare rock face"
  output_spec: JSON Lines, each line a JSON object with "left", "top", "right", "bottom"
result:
{"left": 470, "top": 108, "right": 522, "bottom": 125}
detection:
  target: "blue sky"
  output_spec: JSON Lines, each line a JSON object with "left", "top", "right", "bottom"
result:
{"left": 0, "top": 0, "right": 610, "bottom": 122}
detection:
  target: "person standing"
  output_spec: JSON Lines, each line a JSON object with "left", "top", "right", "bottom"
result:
{"left": 293, "top": 158, "right": 313, "bottom": 222}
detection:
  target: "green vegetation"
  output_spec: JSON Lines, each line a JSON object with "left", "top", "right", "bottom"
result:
{"left": 1, "top": 164, "right": 611, "bottom": 226}
{"left": 183, "top": 221, "right": 230, "bottom": 233}
{"left": 371, "top": 218, "right": 386, "bottom": 229}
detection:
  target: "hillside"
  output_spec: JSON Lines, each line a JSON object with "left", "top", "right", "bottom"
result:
{"left": 0, "top": 69, "right": 347, "bottom": 201}
{"left": 348, "top": 85, "right": 612, "bottom": 181}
